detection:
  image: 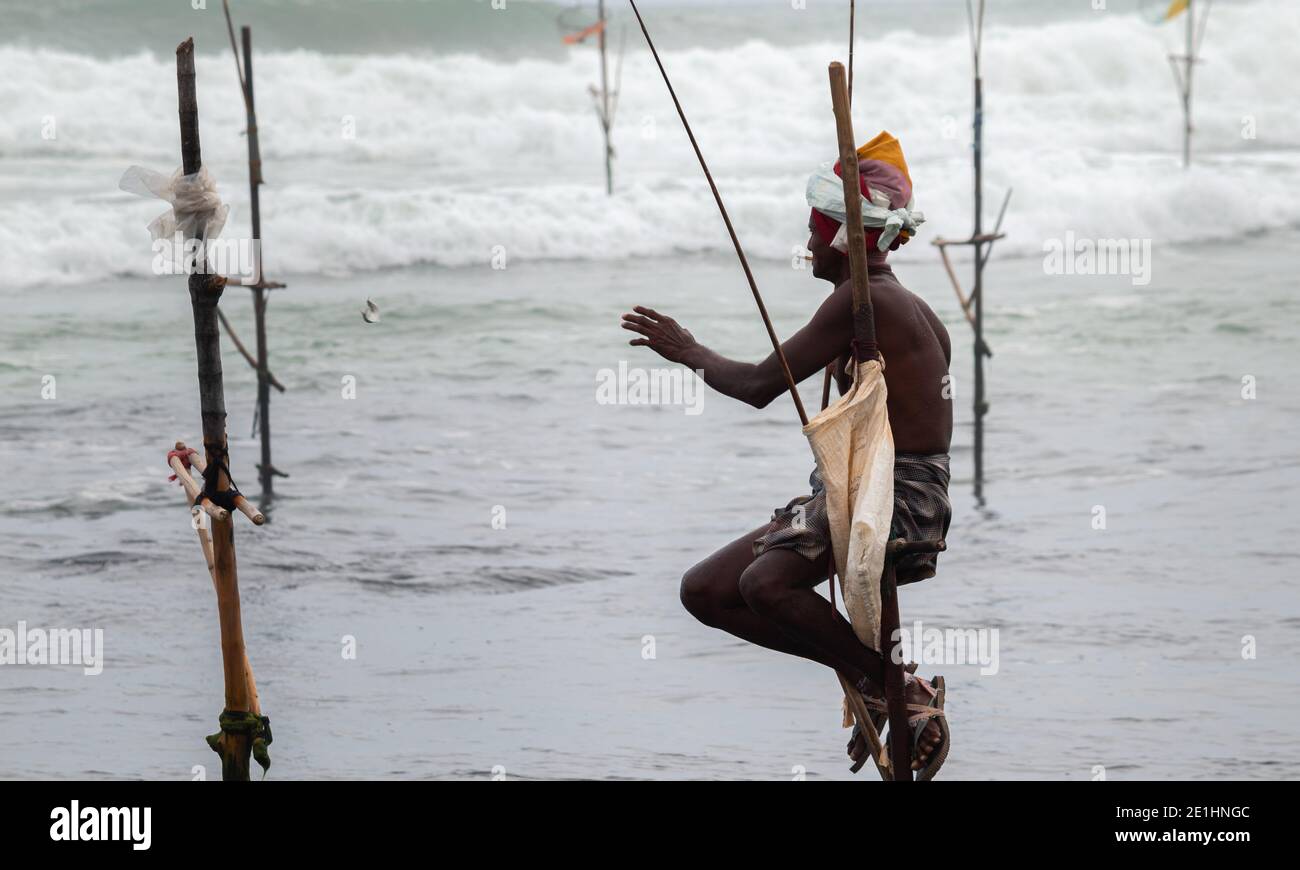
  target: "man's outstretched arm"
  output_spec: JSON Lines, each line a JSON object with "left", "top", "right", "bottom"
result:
{"left": 621, "top": 283, "right": 854, "bottom": 409}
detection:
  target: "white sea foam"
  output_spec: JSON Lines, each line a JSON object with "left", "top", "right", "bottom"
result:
{"left": 0, "top": 1, "right": 1296, "bottom": 287}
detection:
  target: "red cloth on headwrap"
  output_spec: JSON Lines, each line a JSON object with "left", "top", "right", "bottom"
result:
{"left": 810, "top": 157, "right": 915, "bottom": 253}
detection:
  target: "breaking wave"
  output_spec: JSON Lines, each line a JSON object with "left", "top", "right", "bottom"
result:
{"left": 0, "top": 0, "right": 1295, "bottom": 287}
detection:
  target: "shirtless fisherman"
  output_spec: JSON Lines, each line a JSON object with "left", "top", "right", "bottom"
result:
{"left": 620, "top": 133, "right": 952, "bottom": 775}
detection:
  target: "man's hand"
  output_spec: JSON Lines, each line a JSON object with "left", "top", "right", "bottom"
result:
{"left": 621, "top": 306, "right": 698, "bottom": 364}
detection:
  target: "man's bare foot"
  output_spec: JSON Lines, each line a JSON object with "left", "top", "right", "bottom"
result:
{"left": 908, "top": 676, "right": 943, "bottom": 771}
{"left": 845, "top": 676, "right": 943, "bottom": 771}
{"left": 847, "top": 726, "right": 870, "bottom": 764}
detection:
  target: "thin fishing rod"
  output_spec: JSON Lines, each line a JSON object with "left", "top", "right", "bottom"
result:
{"left": 848, "top": 0, "right": 856, "bottom": 105}
{"left": 824, "top": 0, "right": 856, "bottom": 413}
{"left": 627, "top": 0, "right": 808, "bottom": 426}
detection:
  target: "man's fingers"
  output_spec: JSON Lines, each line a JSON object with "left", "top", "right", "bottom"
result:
{"left": 629, "top": 338, "right": 650, "bottom": 347}
{"left": 622, "top": 314, "right": 656, "bottom": 329}
{"left": 633, "top": 305, "right": 667, "bottom": 321}
{"left": 621, "top": 321, "right": 655, "bottom": 338}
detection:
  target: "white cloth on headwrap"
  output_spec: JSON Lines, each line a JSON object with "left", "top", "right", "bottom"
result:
{"left": 806, "top": 162, "right": 925, "bottom": 253}
{"left": 119, "top": 165, "right": 229, "bottom": 243}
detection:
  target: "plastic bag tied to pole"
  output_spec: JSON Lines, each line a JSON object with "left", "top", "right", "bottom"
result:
{"left": 119, "top": 165, "right": 229, "bottom": 244}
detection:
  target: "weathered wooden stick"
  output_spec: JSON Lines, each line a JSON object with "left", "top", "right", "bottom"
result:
{"left": 196, "top": 521, "right": 216, "bottom": 574}
{"left": 935, "top": 243, "right": 971, "bottom": 309}
{"left": 827, "top": 62, "right": 877, "bottom": 362}
{"left": 234, "top": 495, "right": 265, "bottom": 526}
{"left": 216, "top": 306, "right": 286, "bottom": 392}
{"left": 170, "top": 457, "right": 201, "bottom": 498}
{"left": 932, "top": 231, "right": 1006, "bottom": 249}
{"left": 933, "top": 243, "right": 993, "bottom": 357}
{"left": 175, "top": 37, "right": 258, "bottom": 782}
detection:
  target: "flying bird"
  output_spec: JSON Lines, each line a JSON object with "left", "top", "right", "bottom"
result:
{"left": 361, "top": 298, "right": 380, "bottom": 324}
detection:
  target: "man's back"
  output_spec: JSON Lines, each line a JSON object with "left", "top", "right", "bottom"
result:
{"left": 835, "top": 266, "right": 952, "bottom": 455}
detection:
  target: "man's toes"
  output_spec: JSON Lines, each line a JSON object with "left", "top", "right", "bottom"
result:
{"left": 911, "top": 729, "right": 941, "bottom": 769}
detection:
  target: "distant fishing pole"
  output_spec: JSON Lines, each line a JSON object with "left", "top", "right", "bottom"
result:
{"left": 627, "top": 0, "right": 808, "bottom": 426}
{"left": 848, "top": 0, "right": 855, "bottom": 105}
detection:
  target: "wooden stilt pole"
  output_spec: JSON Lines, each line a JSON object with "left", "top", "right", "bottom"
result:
{"left": 1181, "top": 2, "right": 1192, "bottom": 167}
{"left": 174, "top": 37, "right": 262, "bottom": 782}
{"left": 598, "top": 0, "right": 613, "bottom": 195}
{"left": 878, "top": 559, "right": 911, "bottom": 780}
{"left": 829, "top": 59, "right": 916, "bottom": 780}
{"left": 241, "top": 25, "right": 277, "bottom": 500}
{"left": 962, "top": 0, "right": 990, "bottom": 500}
{"left": 223, "top": 1, "right": 286, "bottom": 500}
{"left": 1167, "top": 0, "right": 1206, "bottom": 169}
{"left": 972, "top": 69, "right": 986, "bottom": 498}
{"left": 170, "top": 443, "right": 263, "bottom": 719}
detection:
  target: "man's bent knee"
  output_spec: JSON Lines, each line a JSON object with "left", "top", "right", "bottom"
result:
{"left": 738, "top": 563, "right": 785, "bottom": 616}
{"left": 680, "top": 564, "right": 724, "bottom": 626}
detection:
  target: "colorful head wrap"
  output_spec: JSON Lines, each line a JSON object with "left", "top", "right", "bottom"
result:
{"left": 807, "top": 131, "right": 924, "bottom": 254}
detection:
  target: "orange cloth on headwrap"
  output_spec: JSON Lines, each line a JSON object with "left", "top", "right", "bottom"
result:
{"left": 810, "top": 131, "right": 916, "bottom": 252}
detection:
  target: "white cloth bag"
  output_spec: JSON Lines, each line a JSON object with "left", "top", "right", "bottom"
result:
{"left": 802, "top": 359, "right": 894, "bottom": 653}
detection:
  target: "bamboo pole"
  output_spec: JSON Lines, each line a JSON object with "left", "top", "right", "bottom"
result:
{"left": 242, "top": 25, "right": 277, "bottom": 499}
{"left": 961, "top": 0, "right": 991, "bottom": 498}
{"left": 195, "top": 534, "right": 261, "bottom": 718}
{"left": 223, "top": 1, "right": 284, "bottom": 500}
{"left": 878, "top": 559, "right": 911, "bottom": 780}
{"left": 973, "top": 69, "right": 985, "bottom": 495}
{"left": 174, "top": 37, "right": 259, "bottom": 782}
{"left": 1169, "top": 0, "right": 1214, "bottom": 168}
{"left": 629, "top": 0, "right": 807, "bottom": 425}
{"left": 172, "top": 468, "right": 261, "bottom": 719}
{"left": 598, "top": 0, "right": 613, "bottom": 195}
{"left": 196, "top": 519, "right": 216, "bottom": 574}
{"left": 1182, "top": 0, "right": 1193, "bottom": 167}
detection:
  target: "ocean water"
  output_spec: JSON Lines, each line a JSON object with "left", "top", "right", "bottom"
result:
{"left": 1, "top": 0, "right": 1298, "bottom": 780}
